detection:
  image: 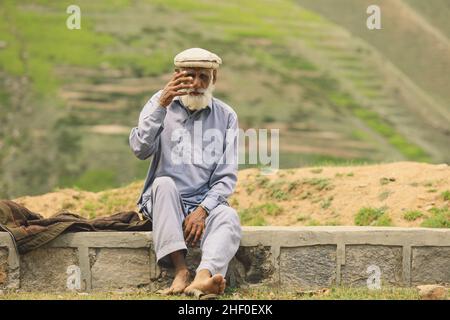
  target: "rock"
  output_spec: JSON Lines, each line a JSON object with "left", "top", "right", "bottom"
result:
{"left": 436, "top": 164, "right": 448, "bottom": 170}
{"left": 417, "top": 285, "right": 447, "bottom": 300}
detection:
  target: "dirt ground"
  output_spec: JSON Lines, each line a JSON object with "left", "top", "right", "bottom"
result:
{"left": 14, "top": 162, "right": 450, "bottom": 227}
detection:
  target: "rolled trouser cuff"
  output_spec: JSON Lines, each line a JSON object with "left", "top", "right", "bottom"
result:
{"left": 156, "top": 240, "right": 188, "bottom": 267}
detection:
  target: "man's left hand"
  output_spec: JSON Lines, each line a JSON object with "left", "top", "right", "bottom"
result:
{"left": 183, "top": 206, "right": 207, "bottom": 247}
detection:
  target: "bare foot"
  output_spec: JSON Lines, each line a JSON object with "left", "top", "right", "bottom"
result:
{"left": 159, "top": 268, "right": 191, "bottom": 295}
{"left": 184, "top": 269, "right": 226, "bottom": 296}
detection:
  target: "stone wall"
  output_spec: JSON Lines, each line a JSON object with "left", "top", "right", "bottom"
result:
{"left": 0, "top": 227, "right": 449, "bottom": 292}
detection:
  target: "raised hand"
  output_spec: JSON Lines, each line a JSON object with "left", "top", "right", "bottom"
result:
{"left": 158, "top": 70, "right": 194, "bottom": 107}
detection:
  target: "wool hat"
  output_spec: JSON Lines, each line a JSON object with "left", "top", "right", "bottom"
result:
{"left": 174, "top": 47, "right": 222, "bottom": 69}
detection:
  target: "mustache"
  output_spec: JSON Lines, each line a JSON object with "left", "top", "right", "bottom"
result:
{"left": 187, "top": 88, "right": 207, "bottom": 94}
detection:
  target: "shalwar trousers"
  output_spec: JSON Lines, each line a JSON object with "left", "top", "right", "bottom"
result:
{"left": 145, "top": 176, "right": 242, "bottom": 276}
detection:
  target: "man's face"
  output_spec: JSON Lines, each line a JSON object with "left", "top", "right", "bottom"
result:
{"left": 178, "top": 67, "right": 217, "bottom": 111}
{"left": 178, "top": 67, "right": 216, "bottom": 94}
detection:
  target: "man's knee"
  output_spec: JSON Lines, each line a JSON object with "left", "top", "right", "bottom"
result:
{"left": 210, "top": 205, "right": 241, "bottom": 230}
{"left": 152, "top": 176, "right": 177, "bottom": 193}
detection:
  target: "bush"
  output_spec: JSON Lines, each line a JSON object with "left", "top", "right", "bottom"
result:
{"left": 441, "top": 190, "right": 450, "bottom": 201}
{"left": 421, "top": 206, "right": 450, "bottom": 228}
{"left": 403, "top": 210, "right": 424, "bottom": 221}
{"left": 239, "top": 202, "right": 283, "bottom": 226}
{"left": 355, "top": 207, "right": 392, "bottom": 226}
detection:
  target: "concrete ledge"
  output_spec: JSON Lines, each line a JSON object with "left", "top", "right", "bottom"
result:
{"left": 1, "top": 227, "right": 449, "bottom": 291}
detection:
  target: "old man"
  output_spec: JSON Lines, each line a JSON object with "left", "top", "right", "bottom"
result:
{"left": 129, "top": 48, "right": 242, "bottom": 296}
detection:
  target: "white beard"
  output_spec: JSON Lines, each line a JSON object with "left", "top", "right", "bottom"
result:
{"left": 181, "top": 82, "right": 215, "bottom": 111}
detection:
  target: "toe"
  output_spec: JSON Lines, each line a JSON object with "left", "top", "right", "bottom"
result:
{"left": 172, "top": 287, "right": 184, "bottom": 294}
{"left": 212, "top": 274, "right": 224, "bottom": 285}
{"left": 219, "top": 280, "right": 226, "bottom": 294}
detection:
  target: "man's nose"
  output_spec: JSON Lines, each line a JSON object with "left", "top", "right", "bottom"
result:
{"left": 192, "top": 76, "right": 202, "bottom": 88}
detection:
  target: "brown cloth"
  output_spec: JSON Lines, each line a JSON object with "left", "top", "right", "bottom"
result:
{"left": 0, "top": 200, "right": 152, "bottom": 254}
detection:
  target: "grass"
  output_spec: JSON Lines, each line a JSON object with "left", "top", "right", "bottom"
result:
{"left": 442, "top": 190, "right": 450, "bottom": 201}
{"left": 0, "top": 286, "right": 430, "bottom": 300}
{"left": 303, "top": 178, "right": 333, "bottom": 191}
{"left": 421, "top": 206, "right": 450, "bottom": 228}
{"left": 379, "top": 177, "right": 395, "bottom": 185}
{"left": 403, "top": 210, "right": 424, "bottom": 222}
{"left": 0, "top": 0, "right": 445, "bottom": 199}
{"left": 239, "top": 202, "right": 284, "bottom": 226}
{"left": 321, "top": 196, "right": 333, "bottom": 209}
{"left": 307, "top": 219, "right": 321, "bottom": 226}
{"left": 355, "top": 207, "right": 392, "bottom": 226}
{"left": 269, "top": 189, "right": 289, "bottom": 200}
{"left": 378, "top": 190, "right": 391, "bottom": 201}
{"left": 296, "top": 214, "right": 309, "bottom": 222}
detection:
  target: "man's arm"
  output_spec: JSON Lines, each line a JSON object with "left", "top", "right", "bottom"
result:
{"left": 129, "top": 91, "right": 166, "bottom": 160}
{"left": 200, "top": 113, "right": 239, "bottom": 212}
{"left": 129, "top": 71, "right": 193, "bottom": 160}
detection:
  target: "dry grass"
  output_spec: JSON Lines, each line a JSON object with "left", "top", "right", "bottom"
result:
{"left": 0, "top": 286, "right": 437, "bottom": 300}
{"left": 14, "top": 162, "right": 450, "bottom": 228}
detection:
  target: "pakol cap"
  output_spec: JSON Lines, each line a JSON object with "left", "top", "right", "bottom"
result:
{"left": 174, "top": 48, "right": 222, "bottom": 69}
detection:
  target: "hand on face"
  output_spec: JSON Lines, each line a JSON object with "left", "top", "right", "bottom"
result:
{"left": 158, "top": 71, "right": 194, "bottom": 107}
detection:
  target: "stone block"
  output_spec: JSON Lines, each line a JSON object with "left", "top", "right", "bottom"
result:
{"left": 280, "top": 245, "right": 337, "bottom": 288}
{"left": 90, "top": 248, "right": 151, "bottom": 291}
{"left": 412, "top": 246, "right": 450, "bottom": 285}
{"left": 341, "top": 245, "right": 403, "bottom": 287}
{"left": 20, "top": 248, "right": 78, "bottom": 291}
{"left": 0, "top": 248, "right": 8, "bottom": 288}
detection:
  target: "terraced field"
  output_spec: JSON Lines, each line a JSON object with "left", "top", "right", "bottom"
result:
{"left": 0, "top": 0, "right": 448, "bottom": 198}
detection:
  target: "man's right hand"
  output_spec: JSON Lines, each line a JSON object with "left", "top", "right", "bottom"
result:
{"left": 158, "top": 71, "right": 194, "bottom": 107}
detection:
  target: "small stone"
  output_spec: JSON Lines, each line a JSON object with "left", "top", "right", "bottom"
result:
{"left": 389, "top": 177, "right": 396, "bottom": 182}
{"left": 417, "top": 285, "right": 447, "bottom": 300}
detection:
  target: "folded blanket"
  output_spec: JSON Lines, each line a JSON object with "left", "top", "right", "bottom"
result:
{"left": 0, "top": 200, "right": 152, "bottom": 253}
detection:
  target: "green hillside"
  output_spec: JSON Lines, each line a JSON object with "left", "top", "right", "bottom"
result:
{"left": 0, "top": 0, "right": 448, "bottom": 198}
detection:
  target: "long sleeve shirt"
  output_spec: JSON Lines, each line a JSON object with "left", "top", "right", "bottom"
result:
{"left": 129, "top": 90, "right": 239, "bottom": 216}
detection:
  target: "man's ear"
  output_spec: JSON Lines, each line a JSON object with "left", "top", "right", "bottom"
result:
{"left": 212, "top": 69, "right": 217, "bottom": 84}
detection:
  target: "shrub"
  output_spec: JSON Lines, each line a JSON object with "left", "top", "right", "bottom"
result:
{"left": 355, "top": 207, "right": 392, "bottom": 226}
{"left": 403, "top": 210, "right": 424, "bottom": 221}
{"left": 238, "top": 203, "right": 283, "bottom": 226}
{"left": 441, "top": 190, "right": 450, "bottom": 201}
{"left": 421, "top": 206, "right": 450, "bottom": 228}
